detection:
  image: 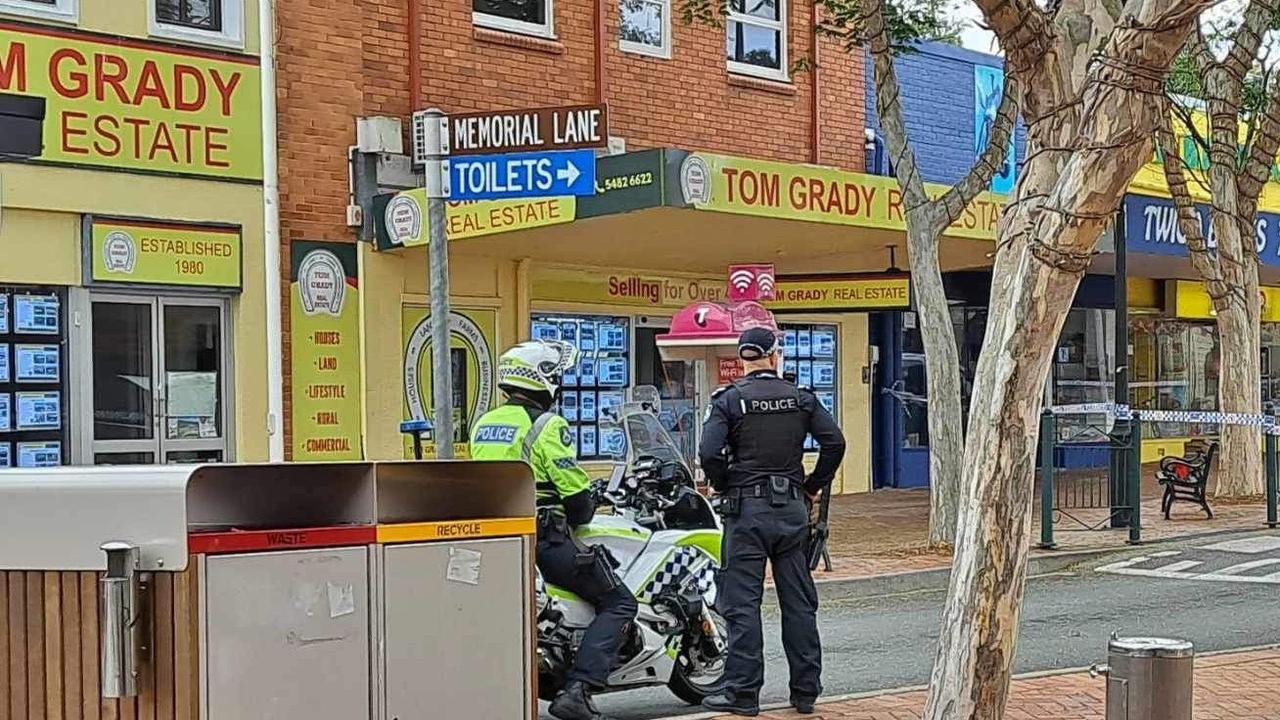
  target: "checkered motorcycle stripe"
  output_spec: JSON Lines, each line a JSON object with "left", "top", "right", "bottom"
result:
{"left": 641, "top": 547, "right": 715, "bottom": 602}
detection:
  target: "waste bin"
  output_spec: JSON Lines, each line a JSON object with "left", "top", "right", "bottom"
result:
{"left": 0, "top": 460, "right": 535, "bottom": 720}
{"left": 1092, "top": 635, "right": 1195, "bottom": 720}
{"left": 371, "top": 460, "right": 536, "bottom": 720}
{"left": 0, "top": 463, "right": 378, "bottom": 720}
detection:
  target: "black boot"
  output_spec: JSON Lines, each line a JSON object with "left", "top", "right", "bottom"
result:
{"left": 791, "top": 694, "right": 817, "bottom": 714}
{"left": 549, "top": 681, "right": 607, "bottom": 720}
{"left": 701, "top": 692, "right": 760, "bottom": 717}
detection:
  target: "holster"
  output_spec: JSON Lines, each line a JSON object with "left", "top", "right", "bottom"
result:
{"left": 768, "top": 475, "right": 793, "bottom": 507}
{"left": 536, "top": 508, "right": 570, "bottom": 543}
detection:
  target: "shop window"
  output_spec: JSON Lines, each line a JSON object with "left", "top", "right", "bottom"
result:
{"left": 1053, "top": 309, "right": 1116, "bottom": 444}
{"left": 151, "top": 0, "right": 243, "bottom": 48}
{"left": 620, "top": 0, "right": 671, "bottom": 58}
{"left": 0, "top": 0, "right": 77, "bottom": 22}
{"left": 726, "top": 0, "right": 787, "bottom": 81}
{"left": 474, "top": 0, "right": 554, "bottom": 38}
{"left": 1129, "top": 317, "right": 1219, "bottom": 439}
{"left": 636, "top": 327, "right": 697, "bottom": 465}
{"left": 0, "top": 287, "right": 69, "bottom": 468}
{"left": 532, "top": 313, "right": 631, "bottom": 461}
{"left": 781, "top": 323, "right": 839, "bottom": 452}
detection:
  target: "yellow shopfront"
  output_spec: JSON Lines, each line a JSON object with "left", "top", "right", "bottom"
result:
{"left": 363, "top": 148, "right": 1005, "bottom": 493}
{"left": 0, "top": 16, "right": 266, "bottom": 467}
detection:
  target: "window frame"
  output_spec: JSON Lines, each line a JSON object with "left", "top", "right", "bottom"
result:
{"left": 473, "top": 0, "right": 556, "bottom": 40}
{"left": 725, "top": 0, "right": 788, "bottom": 82}
{"left": 0, "top": 0, "right": 78, "bottom": 23}
{"left": 619, "top": 0, "right": 671, "bottom": 59}
{"left": 149, "top": 0, "right": 244, "bottom": 50}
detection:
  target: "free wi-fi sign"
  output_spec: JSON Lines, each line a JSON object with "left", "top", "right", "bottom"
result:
{"left": 727, "top": 264, "right": 777, "bottom": 302}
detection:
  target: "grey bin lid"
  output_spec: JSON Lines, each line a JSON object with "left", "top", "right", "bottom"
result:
{"left": 1109, "top": 636, "right": 1195, "bottom": 658}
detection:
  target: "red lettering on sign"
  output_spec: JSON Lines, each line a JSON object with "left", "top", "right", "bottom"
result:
{"left": 49, "top": 48, "right": 88, "bottom": 98}
{"left": 209, "top": 69, "right": 240, "bottom": 117}
{"left": 0, "top": 42, "right": 26, "bottom": 93}
{"left": 133, "top": 59, "right": 171, "bottom": 109}
{"left": 94, "top": 53, "right": 130, "bottom": 104}
{"left": 60, "top": 110, "right": 89, "bottom": 155}
{"left": 93, "top": 115, "right": 121, "bottom": 156}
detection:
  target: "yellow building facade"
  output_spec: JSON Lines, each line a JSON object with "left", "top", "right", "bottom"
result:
{"left": 359, "top": 149, "right": 1003, "bottom": 494}
{"left": 0, "top": 0, "right": 267, "bottom": 466}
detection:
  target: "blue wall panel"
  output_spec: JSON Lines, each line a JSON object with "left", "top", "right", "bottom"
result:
{"left": 864, "top": 42, "right": 1027, "bottom": 186}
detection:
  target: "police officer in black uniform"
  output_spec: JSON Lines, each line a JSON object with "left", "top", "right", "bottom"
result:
{"left": 698, "top": 327, "right": 846, "bottom": 716}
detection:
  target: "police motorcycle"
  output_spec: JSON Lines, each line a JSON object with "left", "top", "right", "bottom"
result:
{"left": 535, "top": 390, "right": 727, "bottom": 706}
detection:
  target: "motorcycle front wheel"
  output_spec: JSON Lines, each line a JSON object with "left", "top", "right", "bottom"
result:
{"left": 667, "top": 608, "right": 728, "bottom": 705}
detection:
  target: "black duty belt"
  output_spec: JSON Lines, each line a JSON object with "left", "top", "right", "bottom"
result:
{"left": 729, "top": 482, "right": 802, "bottom": 499}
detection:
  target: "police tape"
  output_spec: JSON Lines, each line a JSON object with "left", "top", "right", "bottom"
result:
{"left": 1050, "top": 403, "right": 1132, "bottom": 419}
{"left": 1047, "top": 403, "right": 1280, "bottom": 433}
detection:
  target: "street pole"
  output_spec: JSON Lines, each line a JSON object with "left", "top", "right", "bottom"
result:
{"left": 424, "top": 109, "right": 455, "bottom": 459}
{"left": 1112, "top": 204, "right": 1130, "bottom": 528}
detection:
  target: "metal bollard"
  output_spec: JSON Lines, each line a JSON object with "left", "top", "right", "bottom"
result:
{"left": 1038, "top": 409, "right": 1056, "bottom": 549}
{"left": 100, "top": 542, "right": 144, "bottom": 698}
{"left": 1090, "top": 634, "right": 1194, "bottom": 720}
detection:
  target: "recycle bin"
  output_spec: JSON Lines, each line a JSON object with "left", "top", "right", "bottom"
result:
{"left": 370, "top": 460, "right": 536, "bottom": 720}
{"left": 1092, "top": 634, "right": 1195, "bottom": 720}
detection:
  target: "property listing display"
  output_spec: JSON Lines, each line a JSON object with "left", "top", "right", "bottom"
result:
{"left": 532, "top": 313, "right": 631, "bottom": 461}
{"left": 781, "top": 324, "right": 839, "bottom": 451}
{"left": 0, "top": 287, "right": 68, "bottom": 467}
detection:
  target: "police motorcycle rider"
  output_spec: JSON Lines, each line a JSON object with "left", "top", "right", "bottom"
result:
{"left": 698, "top": 327, "right": 846, "bottom": 717}
{"left": 469, "top": 340, "right": 638, "bottom": 720}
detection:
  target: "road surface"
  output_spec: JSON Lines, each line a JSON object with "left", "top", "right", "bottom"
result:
{"left": 546, "top": 532, "right": 1280, "bottom": 720}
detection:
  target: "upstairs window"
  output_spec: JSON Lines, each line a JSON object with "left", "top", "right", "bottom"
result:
{"left": 726, "top": 0, "right": 786, "bottom": 81}
{"left": 0, "top": 0, "right": 78, "bottom": 23}
{"left": 156, "top": 0, "right": 222, "bottom": 31}
{"left": 474, "top": 0, "right": 555, "bottom": 38}
{"left": 151, "top": 0, "right": 244, "bottom": 49}
{"left": 620, "top": 0, "right": 670, "bottom": 58}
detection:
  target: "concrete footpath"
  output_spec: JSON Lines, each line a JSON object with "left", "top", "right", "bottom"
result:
{"left": 693, "top": 646, "right": 1280, "bottom": 719}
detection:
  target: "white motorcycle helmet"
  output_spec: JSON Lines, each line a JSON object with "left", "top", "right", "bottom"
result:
{"left": 498, "top": 340, "right": 580, "bottom": 398}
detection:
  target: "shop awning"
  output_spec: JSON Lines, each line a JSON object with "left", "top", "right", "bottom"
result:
{"left": 373, "top": 149, "right": 1000, "bottom": 276}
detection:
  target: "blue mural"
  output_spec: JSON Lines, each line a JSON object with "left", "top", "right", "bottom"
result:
{"left": 974, "top": 64, "right": 1016, "bottom": 194}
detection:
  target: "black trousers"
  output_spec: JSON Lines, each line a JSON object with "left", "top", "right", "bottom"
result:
{"left": 537, "top": 533, "right": 638, "bottom": 688}
{"left": 717, "top": 495, "right": 822, "bottom": 702}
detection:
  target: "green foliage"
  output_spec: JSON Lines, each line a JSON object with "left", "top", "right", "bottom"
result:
{"left": 676, "top": 0, "right": 963, "bottom": 49}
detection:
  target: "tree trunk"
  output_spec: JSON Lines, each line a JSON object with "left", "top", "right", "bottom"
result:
{"left": 908, "top": 215, "right": 965, "bottom": 546}
{"left": 1215, "top": 279, "right": 1265, "bottom": 496}
{"left": 922, "top": 0, "right": 1206, "bottom": 714}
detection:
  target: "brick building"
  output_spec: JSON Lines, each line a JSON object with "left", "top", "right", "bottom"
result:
{"left": 276, "top": 2, "right": 1002, "bottom": 496}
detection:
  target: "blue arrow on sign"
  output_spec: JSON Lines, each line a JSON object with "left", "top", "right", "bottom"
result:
{"left": 448, "top": 149, "right": 597, "bottom": 201}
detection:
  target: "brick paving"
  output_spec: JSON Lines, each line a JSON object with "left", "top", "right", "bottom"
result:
{"left": 704, "top": 648, "right": 1280, "bottom": 719}
{"left": 809, "top": 467, "right": 1272, "bottom": 584}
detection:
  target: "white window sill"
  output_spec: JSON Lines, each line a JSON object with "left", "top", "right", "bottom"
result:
{"left": 728, "top": 62, "right": 789, "bottom": 84}
{"left": 0, "top": 0, "right": 78, "bottom": 23}
{"left": 150, "top": 22, "right": 245, "bottom": 50}
{"left": 473, "top": 12, "right": 556, "bottom": 41}
{"left": 620, "top": 40, "right": 670, "bottom": 59}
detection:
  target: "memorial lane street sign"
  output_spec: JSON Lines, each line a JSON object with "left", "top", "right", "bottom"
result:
{"left": 447, "top": 104, "right": 609, "bottom": 156}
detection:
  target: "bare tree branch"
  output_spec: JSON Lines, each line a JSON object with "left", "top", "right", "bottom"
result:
{"left": 937, "top": 74, "right": 1021, "bottom": 226}
{"left": 1160, "top": 110, "right": 1228, "bottom": 293}
{"left": 1222, "top": 0, "right": 1279, "bottom": 90}
{"left": 1187, "top": 23, "right": 1215, "bottom": 74}
{"left": 970, "top": 0, "right": 1052, "bottom": 77}
{"left": 1240, "top": 75, "right": 1280, "bottom": 207}
{"left": 861, "top": 0, "right": 929, "bottom": 211}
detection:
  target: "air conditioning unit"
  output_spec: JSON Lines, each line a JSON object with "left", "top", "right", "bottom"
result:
{"left": 411, "top": 110, "right": 429, "bottom": 166}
